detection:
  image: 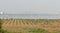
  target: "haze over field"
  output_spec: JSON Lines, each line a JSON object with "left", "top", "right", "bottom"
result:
{"left": 0, "top": 0, "right": 60, "bottom": 14}
{"left": 0, "top": 0, "right": 60, "bottom": 19}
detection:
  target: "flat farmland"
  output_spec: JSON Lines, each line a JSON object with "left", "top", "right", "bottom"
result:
{"left": 1, "top": 19, "right": 60, "bottom": 33}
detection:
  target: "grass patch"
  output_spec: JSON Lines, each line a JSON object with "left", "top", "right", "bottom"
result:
{"left": 26, "top": 28, "right": 49, "bottom": 33}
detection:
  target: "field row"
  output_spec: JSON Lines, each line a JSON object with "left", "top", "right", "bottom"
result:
{"left": 1, "top": 19, "right": 60, "bottom": 33}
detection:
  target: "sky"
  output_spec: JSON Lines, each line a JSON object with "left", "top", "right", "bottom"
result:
{"left": 0, "top": 0, "right": 60, "bottom": 14}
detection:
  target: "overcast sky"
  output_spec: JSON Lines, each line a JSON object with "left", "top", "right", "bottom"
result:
{"left": 0, "top": 0, "right": 60, "bottom": 14}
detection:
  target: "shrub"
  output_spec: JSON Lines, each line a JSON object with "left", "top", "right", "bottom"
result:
{"left": 26, "top": 28, "right": 49, "bottom": 33}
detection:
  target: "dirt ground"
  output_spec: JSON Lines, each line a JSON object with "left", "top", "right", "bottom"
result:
{"left": 2, "top": 19, "right": 60, "bottom": 33}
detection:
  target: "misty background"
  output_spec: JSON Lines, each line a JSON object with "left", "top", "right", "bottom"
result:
{"left": 0, "top": 0, "right": 59, "bottom": 14}
{"left": 0, "top": 0, "right": 60, "bottom": 19}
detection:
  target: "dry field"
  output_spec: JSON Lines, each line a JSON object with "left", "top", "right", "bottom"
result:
{"left": 1, "top": 19, "right": 60, "bottom": 33}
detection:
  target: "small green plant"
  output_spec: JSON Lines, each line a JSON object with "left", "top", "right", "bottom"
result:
{"left": 0, "top": 19, "right": 4, "bottom": 33}
{"left": 50, "top": 30, "right": 60, "bottom": 33}
{"left": 26, "top": 28, "right": 49, "bottom": 33}
{"left": 0, "top": 19, "right": 2, "bottom": 33}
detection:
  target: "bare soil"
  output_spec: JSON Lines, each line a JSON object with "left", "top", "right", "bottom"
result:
{"left": 2, "top": 19, "right": 60, "bottom": 33}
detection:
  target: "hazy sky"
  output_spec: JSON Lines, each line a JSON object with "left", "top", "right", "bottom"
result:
{"left": 0, "top": 0, "right": 60, "bottom": 14}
